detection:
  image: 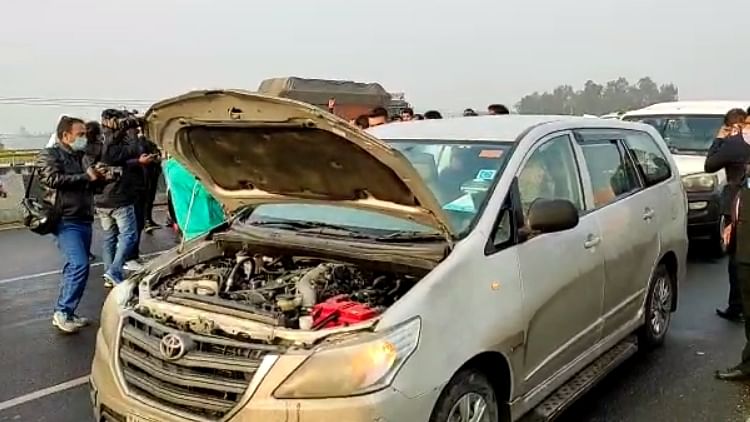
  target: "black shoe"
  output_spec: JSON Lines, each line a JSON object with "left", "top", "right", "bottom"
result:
{"left": 716, "top": 308, "right": 744, "bottom": 323}
{"left": 144, "top": 221, "right": 160, "bottom": 234}
{"left": 715, "top": 368, "right": 750, "bottom": 381}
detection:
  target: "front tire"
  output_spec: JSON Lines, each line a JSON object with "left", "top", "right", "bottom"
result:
{"left": 429, "top": 369, "right": 505, "bottom": 422}
{"left": 638, "top": 264, "right": 674, "bottom": 349}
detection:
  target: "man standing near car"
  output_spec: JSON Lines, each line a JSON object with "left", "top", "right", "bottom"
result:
{"left": 126, "top": 128, "right": 161, "bottom": 266}
{"left": 141, "top": 130, "right": 163, "bottom": 235}
{"left": 368, "top": 107, "right": 389, "bottom": 128}
{"left": 716, "top": 118, "right": 750, "bottom": 381}
{"left": 400, "top": 108, "right": 415, "bottom": 122}
{"left": 96, "top": 110, "right": 146, "bottom": 286}
{"left": 705, "top": 108, "right": 749, "bottom": 322}
{"left": 37, "top": 116, "right": 103, "bottom": 333}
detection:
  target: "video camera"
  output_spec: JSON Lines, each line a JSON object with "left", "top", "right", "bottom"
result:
{"left": 94, "top": 163, "right": 124, "bottom": 181}
{"left": 101, "top": 109, "right": 145, "bottom": 132}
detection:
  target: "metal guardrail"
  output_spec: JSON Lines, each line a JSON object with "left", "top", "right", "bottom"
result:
{"left": 0, "top": 149, "right": 39, "bottom": 167}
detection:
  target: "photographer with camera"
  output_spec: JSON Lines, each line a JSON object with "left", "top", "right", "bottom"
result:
{"left": 95, "top": 109, "right": 150, "bottom": 287}
{"left": 36, "top": 116, "right": 106, "bottom": 333}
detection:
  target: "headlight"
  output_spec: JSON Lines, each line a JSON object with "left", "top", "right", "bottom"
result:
{"left": 274, "top": 318, "right": 421, "bottom": 399}
{"left": 682, "top": 173, "right": 717, "bottom": 192}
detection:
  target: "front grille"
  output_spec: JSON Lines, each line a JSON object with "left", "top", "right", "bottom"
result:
{"left": 117, "top": 312, "right": 279, "bottom": 420}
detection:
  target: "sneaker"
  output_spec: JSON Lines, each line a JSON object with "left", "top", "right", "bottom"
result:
{"left": 124, "top": 260, "right": 144, "bottom": 272}
{"left": 52, "top": 312, "right": 81, "bottom": 334}
{"left": 69, "top": 314, "right": 90, "bottom": 328}
{"left": 103, "top": 273, "right": 118, "bottom": 288}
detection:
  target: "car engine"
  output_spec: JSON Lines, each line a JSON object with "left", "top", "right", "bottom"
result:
{"left": 154, "top": 252, "right": 416, "bottom": 330}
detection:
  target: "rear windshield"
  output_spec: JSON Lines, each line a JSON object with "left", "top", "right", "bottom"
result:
{"left": 622, "top": 114, "right": 723, "bottom": 154}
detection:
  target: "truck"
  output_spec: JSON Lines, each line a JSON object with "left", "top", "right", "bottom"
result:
{"left": 257, "top": 77, "right": 407, "bottom": 121}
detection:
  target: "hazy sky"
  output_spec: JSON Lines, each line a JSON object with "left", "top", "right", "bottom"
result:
{"left": 1, "top": 0, "right": 748, "bottom": 133}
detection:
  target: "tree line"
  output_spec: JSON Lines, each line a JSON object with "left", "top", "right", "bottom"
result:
{"left": 515, "top": 77, "right": 679, "bottom": 116}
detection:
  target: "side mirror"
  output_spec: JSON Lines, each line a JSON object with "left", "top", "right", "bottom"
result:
{"left": 527, "top": 198, "right": 579, "bottom": 234}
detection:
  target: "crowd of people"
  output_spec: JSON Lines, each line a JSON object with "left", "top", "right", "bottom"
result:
{"left": 351, "top": 103, "right": 510, "bottom": 129}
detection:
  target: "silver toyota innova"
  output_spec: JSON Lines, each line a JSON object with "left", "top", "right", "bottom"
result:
{"left": 90, "top": 91, "right": 688, "bottom": 422}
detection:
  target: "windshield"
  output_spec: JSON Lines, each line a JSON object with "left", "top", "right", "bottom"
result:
{"left": 243, "top": 140, "right": 513, "bottom": 237}
{"left": 623, "top": 114, "right": 723, "bottom": 153}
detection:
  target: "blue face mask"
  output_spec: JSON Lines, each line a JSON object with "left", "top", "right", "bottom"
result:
{"left": 71, "top": 137, "right": 87, "bottom": 151}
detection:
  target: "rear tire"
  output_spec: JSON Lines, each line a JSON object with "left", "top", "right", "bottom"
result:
{"left": 638, "top": 264, "right": 674, "bottom": 349}
{"left": 429, "top": 369, "right": 506, "bottom": 422}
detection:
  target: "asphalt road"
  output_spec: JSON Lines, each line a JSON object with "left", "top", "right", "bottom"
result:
{"left": 0, "top": 226, "right": 748, "bottom": 422}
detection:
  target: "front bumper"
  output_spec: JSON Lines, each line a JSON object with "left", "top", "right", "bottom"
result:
{"left": 90, "top": 330, "right": 437, "bottom": 422}
{"left": 686, "top": 190, "right": 721, "bottom": 238}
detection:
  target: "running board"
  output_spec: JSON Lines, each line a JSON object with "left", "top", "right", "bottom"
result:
{"left": 521, "top": 336, "right": 638, "bottom": 422}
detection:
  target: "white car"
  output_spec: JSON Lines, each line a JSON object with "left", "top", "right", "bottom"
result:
{"left": 623, "top": 101, "right": 750, "bottom": 256}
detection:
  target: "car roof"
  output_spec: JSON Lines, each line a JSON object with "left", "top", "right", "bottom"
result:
{"left": 624, "top": 101, "right": 750, "bottom": 117}
{"left": 366, "top": 114, "right": 654, "bottom": 142}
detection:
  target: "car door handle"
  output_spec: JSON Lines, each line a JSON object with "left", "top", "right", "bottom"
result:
{"left": 584, "top": 234, "right": 601, "bottom": 249}
{"left": 643, "top": 208, "right": 655, "bottom": 221}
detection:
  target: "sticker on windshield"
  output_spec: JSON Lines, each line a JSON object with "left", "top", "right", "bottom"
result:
{"left": 474, "top": 169, "right": 497, "bottom": 181}
{"left": 443, "top": 194, "right": 476, "bottom": 213}
{"left": 479, "top": 149, "right": 503, "bottom": 158}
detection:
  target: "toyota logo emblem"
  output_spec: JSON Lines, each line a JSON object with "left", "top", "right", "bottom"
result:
{"left": 159, "top": 333, "right": 188, "bottom": 360}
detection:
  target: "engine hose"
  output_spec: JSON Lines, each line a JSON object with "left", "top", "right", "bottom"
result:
{"left": 297, "top": 264, "right": 330, "bottom": 308}
{"left": 224, "top": 256, "right": 253, "bottom": 294}
{"left": 387, "top": 279, "right": 402, "bottom": 297}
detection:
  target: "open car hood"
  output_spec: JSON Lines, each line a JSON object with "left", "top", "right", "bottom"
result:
{"left": 145, "top": 90, "right": 453, "bottom": 237}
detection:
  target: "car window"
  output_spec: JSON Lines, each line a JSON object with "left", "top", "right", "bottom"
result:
{"left": 579, "top": 141, "right": 642, "bottom": 208}
{"left": 517, "top": 134, "right": 583, "bottom": 215}
{"left": 623, "top": 131, "right": 672, "bottom": 186}
{"left": 623, "top": 115, "right": 723, "bottom": 153}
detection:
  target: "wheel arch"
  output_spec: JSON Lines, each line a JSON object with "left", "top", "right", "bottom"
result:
{"left": 456, "top": 351, "right": 513, "bottom": 404}
{"left": 658, "top": 251, "right": 679, "bottom": 312}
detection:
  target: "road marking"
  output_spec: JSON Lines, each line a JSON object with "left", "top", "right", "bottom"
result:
{"left": 0, "top": 375, "right": 89, "bottom": 412}
{"left": 0, "top": 250, "right": 167, "bottom": 286}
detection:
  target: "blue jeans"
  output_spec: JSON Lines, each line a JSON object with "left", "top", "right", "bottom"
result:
{"left": 54, "top": 219, "right": 93, "bottom": 316}
{"left": 97, "top": 205, "right": 138, "bottom": 283}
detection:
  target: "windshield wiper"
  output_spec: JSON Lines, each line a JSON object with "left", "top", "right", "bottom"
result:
{"left": 247, "top": 220, "right": 374, "bottom": 238}
{"left": 375, "top": 231, "right": 446, "bottom": 242}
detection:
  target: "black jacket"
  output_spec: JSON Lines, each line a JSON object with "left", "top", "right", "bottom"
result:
{"left": 140, "top": 136, "right": 162, "bottom": 188}
{"left": 704, "top": 134, "right": 750, "bottom": 217}
{"left": 94, "top": 129, "right": 142, "bottom": 208}
{"left": 131, "top": 135, "right": 160, "bottom": 193}
{"left": 35, "top": 144, "right": 95, "bottom": 221}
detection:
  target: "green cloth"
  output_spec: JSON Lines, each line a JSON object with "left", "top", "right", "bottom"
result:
{"left": 163, "top": 158, "right": 225, "bottom": 240}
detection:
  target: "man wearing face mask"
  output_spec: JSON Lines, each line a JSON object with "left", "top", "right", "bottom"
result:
{"left": 36, "top": 116, "right": 104, "bottom": 333}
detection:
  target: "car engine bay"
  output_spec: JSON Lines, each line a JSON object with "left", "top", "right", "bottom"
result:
{"left": 153, "top": 250, "right": 419, "bottom": 330}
